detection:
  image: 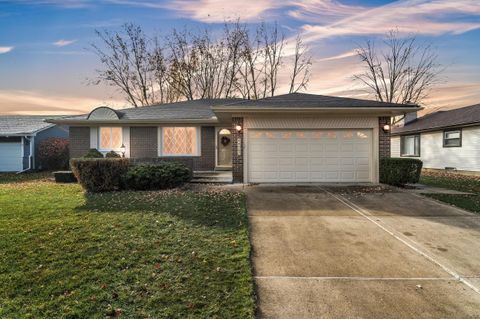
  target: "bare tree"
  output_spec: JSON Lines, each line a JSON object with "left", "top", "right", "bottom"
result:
{"left": 261, "top": 22, "right": 285, "bottom": 97}
{"left": 354, "top": 30, "right": 442, "bottom": 108}
{"left": 92, "top": 21, "right": 313, "bottom": 106}
{"left": 289, "top": 34, "right": 312, "bottom": 93}
{"left": 91, "top": 23, "right": 153, "bottom": 107}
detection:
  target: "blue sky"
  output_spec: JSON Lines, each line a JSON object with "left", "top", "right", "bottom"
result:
{"left": 0, "top": 0, "right": 479, "bottom": 115}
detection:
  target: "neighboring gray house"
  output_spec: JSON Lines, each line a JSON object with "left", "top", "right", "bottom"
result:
{"left": 392, "top": 103, "right": 480, "bottom": 174}
{"left": 48, "top": 93, "right": 418, "bottom": 184}
{"left": 0, "top": 116, "right": 68, "bottom": 172}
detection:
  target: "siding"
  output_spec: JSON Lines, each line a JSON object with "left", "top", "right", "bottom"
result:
{"left": 392, "top": 126, "right": 480, "bottom": 171}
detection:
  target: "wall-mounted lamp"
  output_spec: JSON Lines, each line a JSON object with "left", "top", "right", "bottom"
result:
{"left": 235, "top": 125, "right": 242, "bottom": 132}
{"left": 382, "top": 124, "right": 391, "bottom": 132}
{"left": 120, "top": 144, "right": 126, "bottom": 157}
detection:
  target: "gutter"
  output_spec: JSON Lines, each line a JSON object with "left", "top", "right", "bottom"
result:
{"left": 16, "top": 135, "right": 34, "bottom": 174}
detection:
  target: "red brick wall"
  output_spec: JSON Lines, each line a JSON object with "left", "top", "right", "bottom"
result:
{"left": 379, "top": 117, "right": 391, "bottom": 158}
{"left": 69, "top": 126, "right": 90, "bottom": 158}
{"left": 232, "top": 117, "right": 244, "bottom": 183}
{"left": 129, "top": 126, "right": 215, "bottom": 171}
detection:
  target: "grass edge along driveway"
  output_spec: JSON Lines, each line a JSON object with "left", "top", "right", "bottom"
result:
{"left": 420, "top": 171, "right": 480, "bottom": 213}
{"left": 0, "top": 175, "right": 255, "bottom": 318}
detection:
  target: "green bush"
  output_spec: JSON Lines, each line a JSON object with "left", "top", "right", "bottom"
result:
{"left": 380, "top": 158, "right": 423, "bottom": 186}
{"left": 105, "top": 151, "right": 121, "bottom": 158}
{"left": 83, "top": 148, "right": 104, "bottom": 158}
{"left": 124, "top": 162, "right": 192, "bottom": 190}
{"left": 70, "top": 158, "right": 130, "bottom": 192}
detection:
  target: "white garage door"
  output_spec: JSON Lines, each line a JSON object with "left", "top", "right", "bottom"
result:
{"left": 0, "top": 142, "right": 23, "bottom": 172}
{"left": 248, "top": 129, "right": 373, "bottom": 183}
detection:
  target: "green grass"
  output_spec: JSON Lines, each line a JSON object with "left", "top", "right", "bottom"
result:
{"left": 420, "top": 172, "right": 480, "bottom": 213}
{"left": 0, "top": 171, "right": 54, "bottom": 184}
{"left": 0, "top": 175, "right": 255, "bottom": 318}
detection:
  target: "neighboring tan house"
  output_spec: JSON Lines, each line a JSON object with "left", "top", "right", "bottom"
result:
{"left": 392, "top": 103, "right": 480, "bottom": 174}
{"left": 0, "top": 116, "right": 68, "bottom": 172}
{"left": 48, "top": 93, "right": 418, "bottom": 184}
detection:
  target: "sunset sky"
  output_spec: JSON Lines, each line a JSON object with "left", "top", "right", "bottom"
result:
{"left": 0, "top": 0, "right": 479, "bottom": 115}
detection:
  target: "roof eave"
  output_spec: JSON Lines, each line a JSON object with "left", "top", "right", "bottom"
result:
{"left": 46, "top": 118, "right": 220, "bottom": 125}
{"left": 212, "top": 106, "right": 422, "bottom": 116}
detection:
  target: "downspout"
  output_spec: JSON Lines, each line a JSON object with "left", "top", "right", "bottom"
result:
{"left": 16, "top": 135, "right": 34, "bottom": 174}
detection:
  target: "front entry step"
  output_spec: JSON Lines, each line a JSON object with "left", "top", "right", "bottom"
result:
{"left": 192, "top": 171, "right": 233, "bottom": 184}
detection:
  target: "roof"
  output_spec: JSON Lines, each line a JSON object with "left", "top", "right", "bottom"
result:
{"left": 58, "top": 99, "right": 242, "bottom": 123}
{"left": 392, "top": 104, "right": 480, "bottom": 135}
{"left": 49, "top": 93, "right": 420, "bottom": 125}
{"left": 213, "top": 93, "right": 417, "bottom": 109}
{"left": 0, "top": 115, "right": 62, "bottom": 136}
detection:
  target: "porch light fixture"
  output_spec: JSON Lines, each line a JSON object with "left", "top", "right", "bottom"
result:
{"left": 235, "top": 125, "right": 242, "bottom": 132}
{"left": 382, "top": 124, "right": 391, "bottom": 132}
{"left": 120, "top": 144, "right": 126, "bottom": 157}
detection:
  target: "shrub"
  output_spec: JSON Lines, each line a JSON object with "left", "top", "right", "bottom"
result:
{"left": 380, "top": 158, "right": 423, "bottom": 186}
{"left": 70, "top": 158, "right": 130, "bottom": 192}
{"left": 83, "top": 148, "right": 104, "bottom": 158}
{"left": 37, "top": 138, "right": 69, "bottom": 170}
{"left": 105, "top": 151, "right": 121, "bottom": 158}
{"left": 124, "top": 162, "right": 192, "bottom": 190}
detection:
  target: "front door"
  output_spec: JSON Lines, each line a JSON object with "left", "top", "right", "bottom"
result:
{"left": 217, "top": 128, "right": 232, "bottom": 167}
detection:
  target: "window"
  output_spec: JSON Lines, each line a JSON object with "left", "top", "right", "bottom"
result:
{"left": 161, "top": 127, "right": 199, "bottom": 156}
{"left": 400, "top": 135, "right": 420, "bottom": 157}
{"left": 443, "top": 129, "right": 462, "bottom": 147}
{"left": 99, "top": 127, "right": 122, "bottom": 150}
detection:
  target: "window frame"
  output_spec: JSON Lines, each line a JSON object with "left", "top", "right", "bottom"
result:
{"left": 443, "top": 129, "right": 462, "bottom": 148}
{"left": 400, "top": 134, "right": 421, "bottom": 157}
{"left": 98, "top": 126, "right": 123, "bottom": 152}
{"left": 158, "top": 126, "right": 201, "bottom": 157}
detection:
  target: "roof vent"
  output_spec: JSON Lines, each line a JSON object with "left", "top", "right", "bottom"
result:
{"left": 87, "top": 106, "right": 120, "bottom": 120}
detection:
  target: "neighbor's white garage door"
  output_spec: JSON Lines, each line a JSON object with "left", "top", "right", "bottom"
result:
{"left": 0, "top": 142, "right": 23, "bottom": 172}
{"left": 248, "top": 129, "right": 373, "bottom": 183}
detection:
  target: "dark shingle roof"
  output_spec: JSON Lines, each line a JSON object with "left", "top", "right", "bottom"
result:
{"left": 214, "top": 93, "right": 415, "bottom": 108}
{"left": 0, "top": 115, "right": 62, "bottom": 136}
{"left": 392, "top": 104, "right": 480, "bottom": 135}
{"left": 60, "top": 99, "right": 242, "bottom": 122}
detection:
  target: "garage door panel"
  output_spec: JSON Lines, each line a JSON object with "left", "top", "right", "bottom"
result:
{"left": 0, "top": 142, "right": 23, "bottom": 172}
{"left": 248, "top": 129, "right": 373, "bottom": 183}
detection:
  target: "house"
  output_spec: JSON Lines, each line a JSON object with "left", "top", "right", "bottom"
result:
{"left": 48, "top": 93, "right": 418, "bottom": 183}
{"left": 0, "top": 116, "right": 68, "bottom": 172}
{"left": 392, "top": 103, "right": 480, "bottom": 174}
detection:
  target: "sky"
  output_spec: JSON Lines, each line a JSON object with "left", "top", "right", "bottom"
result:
{"left": 0, "top": 0, "right": 479, "bottom": 115}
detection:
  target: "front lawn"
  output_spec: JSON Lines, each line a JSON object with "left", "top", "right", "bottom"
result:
{"left": 0, "top": 175, "right": 255, "bottom": 318}
{"left": 420, "top": 171, "right": 480, "bottom": 213}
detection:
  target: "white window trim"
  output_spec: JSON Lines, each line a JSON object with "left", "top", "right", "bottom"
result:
{"left": 98, "top": 127, "right": 123, "bottom": 152}
{"left": 400, "top": 134, "right": 420, "bottom": 157}
{"left": 157, "top": 126, "right": 201, "bottom": 157}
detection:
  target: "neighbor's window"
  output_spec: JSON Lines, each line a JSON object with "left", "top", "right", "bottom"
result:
{"left": 162, "top": 127, "right": 199, "bottom": 156}
{"left": 401, "top": 135, "right": 420, "bottom": 157}
{"left": 443, "top": 129, "right": 462, "bottom": 147}
{"left": 99, "top": 127, "right": 122, "bottom": 150}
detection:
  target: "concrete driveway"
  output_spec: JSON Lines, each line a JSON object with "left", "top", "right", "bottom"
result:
{"left": 246, "top": 185, "right": 480, "bottom": 319}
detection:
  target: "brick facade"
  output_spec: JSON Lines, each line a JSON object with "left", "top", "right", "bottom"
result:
{"left": 379, "top": 116, "right": 391, "bottom": 158}
{"left": 130, "top": 127, "right": 158, "bottom": 158}
{"left": 129, "top": 126, "right": 215, "bottom": 171}
{"left": 232, "top": 117, "right": 244, "bottom": 183}
{"left": 69, "top": 126, "right": 90, "bottom": 158}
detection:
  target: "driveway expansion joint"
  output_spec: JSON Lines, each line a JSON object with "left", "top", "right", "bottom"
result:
{"left": 318, "top": 186, "right": 480, "bottom": 295}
